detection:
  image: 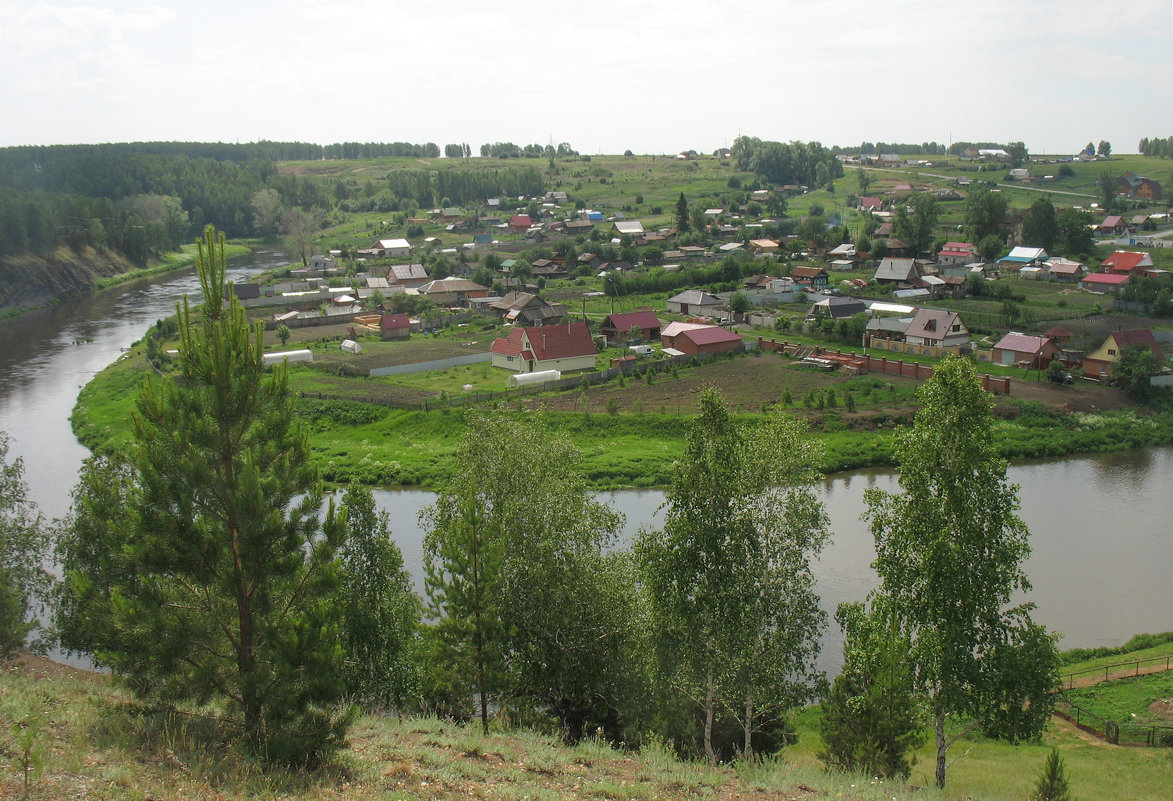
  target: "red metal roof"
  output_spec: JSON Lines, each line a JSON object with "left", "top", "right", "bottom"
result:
{"left": 380, "top": 313, "right": 410, "bottom": 329}
{"left": 1082, "top": 273, "right": 1130, "bottom": 285}
{"left": 604, "top": 310, "right": 661, "bottom": 332}
{"left": 1101, "top": 251, "right": 1149, "bottom": 272}
{"left": 679, "top": 327, "right": 744, "bottom": 346}
{"left": 524, "top": 322, "right": 597, "bottom": 360}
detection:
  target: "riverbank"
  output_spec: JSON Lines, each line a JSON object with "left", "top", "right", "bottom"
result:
{"left": 71, "top": 341, "right": 1173, "bottom": 490}
{"left": 0, "top": 240, "right": 252, "bottom": 320}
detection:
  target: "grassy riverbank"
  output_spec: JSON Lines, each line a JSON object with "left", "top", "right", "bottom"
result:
{"left": 72, "top": 338, "right": 1173, "bottom": 489}
{"left": 5, "top": 636, "right": 1173, "bottom": 801}
{"left": 91, "top": 240, "right": 252, "bottom": 290}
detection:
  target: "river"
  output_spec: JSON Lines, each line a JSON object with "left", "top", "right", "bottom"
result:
{"left": 0, "top": 253, "right": 1169, "bottom": 675}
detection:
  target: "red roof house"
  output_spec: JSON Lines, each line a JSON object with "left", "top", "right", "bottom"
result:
{"left": 490, "top": 322, "right": 597, "bottom": 373}
{"left": 1080, "top": 272, "right": 1130, "bottom": 293}
{"left": 379, "top": 313, "right": 411, "bottom": 340}
{"left": 669, "top": 325, "right": 744, "bottom": 356}
{"left": 1101, "top": 250, "right": 1154, "bottom": 276}
{"left": 510, "top": 214, "right": 533, "bottom": 232}
{"left": 600, "top": 310, "right": 662, "bottom": 345}
{"left": 1083, "top": 329, "right": 1165, "bottom": 379}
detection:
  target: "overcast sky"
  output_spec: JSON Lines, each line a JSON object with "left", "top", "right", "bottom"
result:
{"left": 3, "top": 0, "right": 1172, "bottom": 156}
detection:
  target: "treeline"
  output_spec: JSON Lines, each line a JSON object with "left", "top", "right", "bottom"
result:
{"left": 730, "top": 136, "right": 844, "bottom": 187}
{"left": 479, "top": 141, "right": 578, "bottom": 159}
{"left": 832, "top": 142, "right": 948, "bottom": 156}
{"left": 1138, "top": 137, "right": 1173, "bottom": 158}
{"left": 383, "top": 165, "right": 545, "bottom": 208}
{"left": 0, "top": 188, "right": 188, "bottom": 263}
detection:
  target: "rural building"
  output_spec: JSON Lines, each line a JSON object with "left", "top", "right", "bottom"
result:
{"left": 613, "top": 220, "right": 645, "bottom": 236}
{"left": 489, "top": 322, "right": 597, "bottom": 373}
{"left": 1080, "top": 273, "right": 1130, "bottom": 293}
{"left": 1101, "top": 250, "right": 1154, "bottom": 276}
{"left": 600, "top": 310, "right": 663, "bottom": 345}
{"left": 992, "top": 332, "right": 1059, "bottom": 368}
{"left": 1083, "top": 330, "right": 1165, "bottom": 380}
{"left": 509, "top": 214, "right": 533, "bottom": 232}
{"left": 903, "top": 308, "right": 970, "bottom": 351}
{"left": 666, "top": 289, "right": 723, "bottom": 316}
{"left": 415, "top": 277, "right": 490, "bottom": 307}
{"left": 998, "top": 247, "right": 1049, "bottom": 271}
{"left": 790, "top": 266, "right": 829, "bottom": 289}
{"left": 490, "top": 291, "right": 567, "bottom": 326}
{"left": 661, "top": 324, "right": 744, "bottom": 356}
{"left": 873, "top": 257, "right": 922, "bottom": 284}
{"left": 937, "top": 242, "right": 978, "bottom": 267}
{"left": 1115, "top": 172, "right": 1164, "bottom": 200}
{"left": 1044, "top": 258, "right": 1086, "bottom": 282}
{"left": 379, "top": 313, "right": 411, "bottom": 340}
{"left": 1097, "top": 216, "right": 1128, "bottom": 236}
{"left": 809, "top": 296, "right": 866, "bottom": 319}
{"left": 359, "top": 238, "right": 411, "bottom": 258}
{"left": 387, "top": 263, "right": 430, "bottom": 288}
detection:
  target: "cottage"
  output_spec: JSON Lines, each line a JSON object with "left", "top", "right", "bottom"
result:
{"left": 415, "top": 277, "right": 490, "bottom": 307}
{"left": 1097, "top": 215, "right": 1128, "bottom": 236}
{"left": 992, "top": 332, "right": 1059, "bottom": 368}
{"left": 1101, "top": 250, "right": 1154, "bottom": 276}
{"left": 809, "top": 296, "right": 866, "bottom": 319}
{"left": 1083, "top": 330, "right": 1165, "bottom": 380}
{"left": 937, "top": 241, "right": 978, "bottom": 268}
{"left": 490, "top": 322, "right": 597, "bottom": 373}
{"left": 790, "top": 266, "right": 829, "bottom": 289}
{"left": 1044, "top": 258, "right": 1086, "bottom": 282}
{"left": 360, "top": 238, "right": 411, "bottom": 258}
{"left": 490, "top": 291, "right": 567, "bottom": 326}
{"left": 903, "top": 308, "right": 970, "bottom": 350}
{"left": 873, "top": 257, "right": 922, "bottom": 284}
{"left": 998, "top": 247, "right": 1049, "bottom": 270}
{"left": 600, "top": 310, "right": 663, "bottom": 345}
{"left": 509, "top": 214, "right": 533, "bottom": 232}
{"left": 612, "top": 220, "right": 645, "bottom": 236}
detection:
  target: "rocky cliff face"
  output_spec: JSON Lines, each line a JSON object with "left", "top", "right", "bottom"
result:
{"left": 0, "top": 246, "right": 134, "bottom": 313}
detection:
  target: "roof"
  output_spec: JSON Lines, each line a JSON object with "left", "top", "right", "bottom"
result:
{"left": 1106, "top": 329, "right": 1163, "bottom": 359}
{"left": 613, "top": 220, "right": 644, "bottom": 234}
{"left": 661, "top": 321, "right": 713, "bottom": 338}
{"left": 1045, "top": 258, "right": 1084, "bottom": 276}
{"left": 527, "top": 323, "right": 596, "bottom": 360}
{"left": 375, "top": 238, "right": 411, "bottom": 250}
{"left": 389, "top": 263, "right": 429, "bottom": 282}
{"left": 874, "top": 257, "right": 920, "bottom": 282}
{"left": 905, "top": 308, "right": 962, "bottom": 342}
{"left": 865, "top": 315, "right": 913, "bottom": 334}
{"left": 668, "top": 289, "right": 722, "bottom": 306}
{"left": 859, "top": 197, "right": 882, "bottom": 209}
{"left": 1101, "top": 251, "right": 1152, "bottom": 271}
{"left": 380, "top": 313, "right": 410, "bottom": 329}
{"left": 678, "top": 326, "right": 744, "bottom": 346}
{"left": 510, "top": 214, "right": 533, "bottom": 227}
{"left": 791, "top": 266, "right": 828, "bottom": 279}
{"left": 1001, "top": 246, "right": 1048, "bottom": 263}
{"left": 1081, "top": 273, "right": 1130, "bottom": 285}
{"left": 993, "top": 332, "right": 1052, "bottom": 354}
{"left": 603, "top": 310, "right": 661, "bottom": 332}
{"left": 828, "top": 243, "right": 856, "bottom": 256}
{"left": 417, "top": 278, "right": 487, "bottom": 294}
{"left": 1101, "top": 215, "right": 1124, "bottom": 227}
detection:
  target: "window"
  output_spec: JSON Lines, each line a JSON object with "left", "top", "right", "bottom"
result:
{"left": 1108, "top": 349, "right": 1116, "bottom": 356}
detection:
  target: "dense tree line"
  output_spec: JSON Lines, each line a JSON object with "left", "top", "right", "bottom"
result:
{"left": 833, "top": 142, "right": 948, "bottom": 156}
{"left": 383, "top": 165, "right": 544, "bottom": 208}
{"left": 730, "top": 137, "right": 844, "bottom": 187}
{"left": 1138, "top": 137, "right": 1173, "bottom": 158}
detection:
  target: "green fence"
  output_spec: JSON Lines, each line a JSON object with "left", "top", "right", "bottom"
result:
{"left": 1061, "top": 655, "right": 1173, "bottom": 690}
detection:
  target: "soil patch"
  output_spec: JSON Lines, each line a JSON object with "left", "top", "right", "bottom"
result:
{"left": 1148, "top": 698, "right": 1173, "bottom": 722}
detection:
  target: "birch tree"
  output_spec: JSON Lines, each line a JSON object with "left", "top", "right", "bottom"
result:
{"left": 864, "top": 356, "right": 1058, "bottom": 789}
{"left": 637, "top": 387, "right": 828, "bottom": 763}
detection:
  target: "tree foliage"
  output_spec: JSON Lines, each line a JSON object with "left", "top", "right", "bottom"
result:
{"left": 964, "top": 184, "right": 1008, "bottom": 243}
{"left": 893, "top": 192, "right": 939, "bottom": 255}
{"left": 637, "top": 388, "right": 828, "bottom": 763}
{"left": 53, "top": 225, "right": 351, "bottom": 765}
{"left": 863, "top": 357, "right": 1059, "bottom": 789}
{"left": 1032, "top": 748, "right": 1071, "bottom": 801}
{"left": 1020, "top": 196, "right": 1057, "bottom": 251}
{"left": 336, "top": 485, "right": 420, "bottom": 711}
{"left": 0, "top": 433, "right": 50, "bottom": 657}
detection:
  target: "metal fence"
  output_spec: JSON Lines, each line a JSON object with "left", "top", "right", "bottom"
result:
{"left": 1054, "top": 696, "right": 1173, "bottom": 747}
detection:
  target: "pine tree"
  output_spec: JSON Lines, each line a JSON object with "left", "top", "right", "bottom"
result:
{"left": 675, "top": 192, "right": 690, "bottom": 233}
{"left": 1032, "top": 749, "right": 1070, "bottom": 801}
{"left": 55, "top": 225, "right": 351, "bottom": 765}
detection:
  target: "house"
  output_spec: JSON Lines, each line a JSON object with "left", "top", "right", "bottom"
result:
{"left": 509, "top": 214, "right": 533, "bottom": 232}
{"left": 577, "top": 253, "right": 606, "bottom": 271}
{"left": 233, "top": 283, "right": 261, "bottom": 301}
{"left": 564, "top": 219, "right": 594, "bottom": 235}
{"left": 864, "top": 315, "right": 914, "bottom": 347}
{"left": 858, "top": 197, "right": 883, "bottom": 212}
{"left": 790, "top": 266, "right": 829, "bottom": 289}
{"left": 490, "top": 322, "right": 597, "bottom": 373}
{"left": 387, "top": 263, "right": 430, "bottom": 287}
{"left": 600, "top": 310, "right": 662, "bottom": 345}
{"left": 1083, "top": 330, "right": 1165, "bottom": 380}
{"left": 666, "top": 289, "right": 724, "bottom": 316}
{"left": 359, "top": 238, "right": 412, "bottom": 258}
{"left": 613, "top": 220, "right": 645, "bottom": 236}
{"left": 827, "top": 243, "right": 857, "bottom": 260}
{"left": 379, "top": 313, "right": 411, "bottom": 341}
{"left": 937, "top": 241, "right": 978, "bottom": 268}
{"left": 679, "top": 245, "right": 708, "bottom": 260}
{"left": 992, "top": 332, "right": 1059, "bottom": 368}
{"left": 750, "top": 239, "right": 780, "bottom": 255}
{"left": 1097, "top": 215, "right": 1128, "bottom": 236}
{"left": 903, "top": 308, "right": 970, "bottom": 350}
{"left": 308, "top": 254, "right": 338, "bottom": 273}
{"left": 661, "top": 323, "right": 744, "bottom": 355}
{"left": 1101, "top": 250, "right": 1154, "bottom": 276}
{"left": 1116, "top": 172, "right": 1164, "bottom": 200}
{"left": 490, "top": 291, "right": 567, "bottom": 326}
{"left": 415, "top": 277, "right": 490, "bottom": 306}
{"left": 874, "top": 257, "right": 922, "bottom": 284}
{"left": 743, "top": 274, "right": 778, "bottom": 290}
{"left": 998, "top": 247, "right": 1049, "bottom": 270}
{"left": 1044, "top": 258, "right": 1086, "bottom": 282}
{"left": 1080, "top": 272, "right": 1130, "bottom": 293}
{"left": 809, "top": 296, "right": 866, "bottom": 319}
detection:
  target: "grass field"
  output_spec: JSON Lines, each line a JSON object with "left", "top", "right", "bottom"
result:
{"left": 7, "top": 636, "right": 1173, "bottom": 800}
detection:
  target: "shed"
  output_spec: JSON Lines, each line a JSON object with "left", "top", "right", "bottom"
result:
{"left": 340, "top": 340, "right": 363, "bottom": 354}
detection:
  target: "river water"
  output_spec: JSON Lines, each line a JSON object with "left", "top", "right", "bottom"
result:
{"left": 1, "top": 253, "right": 1169, "bottom": 675}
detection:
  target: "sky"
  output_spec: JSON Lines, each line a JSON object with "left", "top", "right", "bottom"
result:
{"left": 3, "top": 0, "right": 1172, "bottom": 156}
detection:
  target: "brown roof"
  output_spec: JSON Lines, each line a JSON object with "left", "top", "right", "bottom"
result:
{"left": 905, "top": 308, "right": 962, "bottom": 343}
{"left": 603, "top": 310, "right": 661, "bottom": 332}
